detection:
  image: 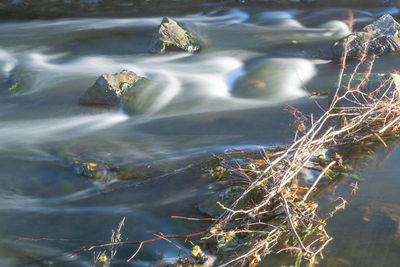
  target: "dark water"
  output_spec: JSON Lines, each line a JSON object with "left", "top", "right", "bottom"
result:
{"left": 319, "top": 142, "right": 400, "bottom": 267}
{"left": 0, "top": 2, "right": 400, "bottom": 266}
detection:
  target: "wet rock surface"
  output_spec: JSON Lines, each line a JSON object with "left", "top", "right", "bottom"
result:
{"left": 341, "top": 73, "right": 400, "bottom": 94}
{"left": 79, "top": 70, "right": 149, "bottom": 113}
{"left": 233, "top": 62, "right": 280, "bottom": 98}
{"left": 332, "top": 14, "right": 400, "bottom": 58}
{"left": 149, "top": 17, "right": 201, "bottom": 53}
{"left": 7, "top": 66, "right": 35, "bottom": 94}
{"left": 69, "top": 158, "right": 119, "bottom": 182}
{"left": 198, "top": 185, "right": 243, "bottom": 217}
{"left": 328, "top": 72, "right": 400, "bottom": 105}
{"left": 66, "top": 156, "right": 170, "bottom": 182}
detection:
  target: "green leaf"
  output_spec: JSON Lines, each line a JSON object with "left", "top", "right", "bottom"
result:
{"left": 349, "top": 173, "right": 365, "bottom": 181}
{"left": 217, "top": 240, "right": 225, "bottom": 248}
{"left": 294, "top": 251, "right": 303, "bottom": 267}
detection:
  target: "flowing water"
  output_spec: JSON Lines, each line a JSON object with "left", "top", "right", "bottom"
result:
{"left": 0, "top": 2, "right": 400, "bottom": 266}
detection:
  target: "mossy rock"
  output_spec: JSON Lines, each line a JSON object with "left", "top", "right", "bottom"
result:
{"left": 149, "top": 17, "right": 201, "bottom": 53}
{"left": 79, "top": 69, "right": 151, "bottom": 114}
{"left": 68, "top": 158, "right": 119, "bottom": 182}
{"left": 332, "top": 14, "right": 400, "bottom": 58}
{"left": 7, "top": 67, "right": 34, "bottom": 94}
{"left": 64, "top": 153, "right": 174, "bottom": 182}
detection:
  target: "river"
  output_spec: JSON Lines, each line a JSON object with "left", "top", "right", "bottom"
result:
{"left": 0, "top": 1, "right": 400, "bottom": 266}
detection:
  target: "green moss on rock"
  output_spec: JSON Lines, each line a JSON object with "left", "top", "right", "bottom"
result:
{"left": 79, "top": 69, "right": 152, "bottom": 114}
{"left": 8, "top": 67, "right": 30, "bottom": 94}
{"left": 332, "top": 14, "right": 400, "bottom": 58}
{"left": 149, "top": 17, "right": 201, "bottom": 53}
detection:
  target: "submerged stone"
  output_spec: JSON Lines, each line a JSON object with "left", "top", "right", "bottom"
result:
{"left": 7, "top": 67, "right": 33, "bottom": 94}
{"left": 233, "top": 64, "right": 273, "bottom": 98}
{"left": 335, "top": 203, "right": 400, "bottom": 241}
{"left": 232, "top": 58, "right": 314, "bottom": 98}
{"left": 342, "top": 73, "right": 400, "bottom": 94}
{"left": 68, "top": 158, "right": 119, "bottom": 182}
{"left": 332, "top": 14, "right": 400, "bottom": 58}
{"left": 149, "top": 17, "right": 201, "bottom": 53}
{"left": 333, "top": 72, "right": 400, "bottom": 97}
{"left": 67, "top": 157, "right": 162, "bottom": 182}
{"left": 198, "top": 186, "right": 243, "bottom": 218}
{"left": 79, "top": 70, "right": 149, "bottom": 113}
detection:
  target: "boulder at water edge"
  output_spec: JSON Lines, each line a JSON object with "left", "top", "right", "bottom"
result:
{"left": 149, "top": 17, "right": 201, "bottom": 53}
{"left": 79, "top": 70, "right": 148, "bottom": 113}
{"left": 332, "top": 14, "right": 400, "bottom": 58}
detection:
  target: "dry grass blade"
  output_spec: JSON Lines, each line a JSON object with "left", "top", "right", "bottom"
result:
{"left": 127, "top": 242, "right": 143, "bottom": 262}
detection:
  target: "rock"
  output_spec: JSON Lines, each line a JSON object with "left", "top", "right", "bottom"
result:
{"left": 233, "top": 63, "right": 276, "bottom": 98}
{"left": 120, "top": 77, "right": 155, "bottom": 114}
{"left": 79, "top": 70, "right": 149, "bottom": 113}
{"left": 149, "top": 17, "right": 201, "bottom": 53}
{"left": 380, "top": 204, "right": 400, "bottom": 239}
{"left": 350, "top": 203, "right": 400, "bottom": 241}
{"left": 68, "top": 158, "right": 119, "bottom": 182}
{"left": 332, "top": 14, "right": 400, "bottom": 58}
{"left": 329, "top": 72, "right": 400, "bottom": 104}
{"left": 232, "top": 58, "right": 314, "bottom": 98}
{"left": 197, "top": 184, "right": 264, "bottom": 218}
{"left": 66, "top": 157, "right": 164, "bottom": 181}
{"left": 341, "top": 73, "right": 400, "bottom": 95}
{"left": 198, "top": 186, "right": 243, "bottom": 217}
{"left": 7, "top": 66, "right": 34, "bottom": 94}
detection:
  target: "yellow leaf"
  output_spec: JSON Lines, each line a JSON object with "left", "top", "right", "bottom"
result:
{"left": 210, "top": 227, "right": 218, "bottom": 234}
{"left": 255, "top": 160, "right": 266, "bottom": 166}
{"left": 248, "top": 163, "right": 256, "bottom": 170}
{"left": 192, "top": 245, "right": 202, "bottom": 257}
{"left": 250, "top": 253, "right": 261, "bottom": 267}
{"left": 297, "top": 187, "right": 309, "bottom": 192}
{"left": 89, "top": 163, "right": 97, "bottom": 167}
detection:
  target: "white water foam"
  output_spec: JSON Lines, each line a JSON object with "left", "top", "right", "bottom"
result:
{"left": 11, "top": 50, "right": 316, "bottom": 118}
{"left": 183, "top": 9, "right": 250, "bottom": 25}
{"left": 17, "top": 52, "right": 246, "bottom": 111}
{"left": 0, "top": 113, "right": 128, "bottom": 150}
{"left": 318, "top": 20, "right": 352, "bottom": 37}
{"left": 0, "top": 49, "right": 17, "bottom": 77}
{"left": 0, "top": 9, "right": 249, "bottom": 34}
{"left": 230, "top": 57, "right": 315, "bottom": 101}
{"left": 266, "top": 58, "right": 316, "bottom": 99}
{"left": 252, "top": 10, "right": 298, "bottom": 23}
{"left": 0, "top": 10, "right": 319, "bottom": 121}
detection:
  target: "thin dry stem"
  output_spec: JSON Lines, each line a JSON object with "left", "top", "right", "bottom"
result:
{"left": 205, "top": 42, "right": 400, "bottom": 266}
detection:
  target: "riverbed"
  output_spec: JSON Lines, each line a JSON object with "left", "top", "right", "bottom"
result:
{"left": 0, "top": 1, "right": 400, "bottom": 266}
